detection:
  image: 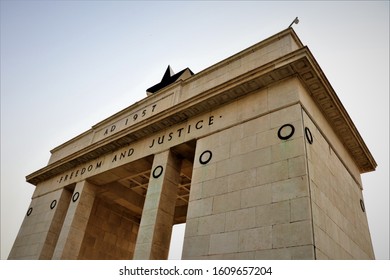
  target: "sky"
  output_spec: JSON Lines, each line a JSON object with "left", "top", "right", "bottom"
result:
{"left": 1, "top": 1, "right": 389, "bottom": 260}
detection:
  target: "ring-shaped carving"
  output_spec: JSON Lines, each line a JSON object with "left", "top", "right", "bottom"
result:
{"left": 199, "top": 150, "right": 213, "bottom": 165}
{"left": 360, "top": 199, "right": 366, "bottom": 212}
{"left": 72, "top": 192, "right": 80, "bottom": 203}
{"left": 27, "top": 207, "right": 33, "bottom": 216}
{"left": 152, "top": 165, "right": 164, "bottom": 179}
{"left": 305, "top": 127, "right": 313, "bottom": 144}
{"left": 277, "top": 124, "right": 295, "bottom": 140}
{"left": 50, "top": 200, "right": 57, "bottom": 210}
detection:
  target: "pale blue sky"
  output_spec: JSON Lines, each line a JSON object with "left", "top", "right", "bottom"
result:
{"left": 1, "top": 1, "right": 389, "bottom": 260}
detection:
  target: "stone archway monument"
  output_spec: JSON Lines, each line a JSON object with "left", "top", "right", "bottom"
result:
{"left": 9, "top": 28, "right": 376, "bottom": 260}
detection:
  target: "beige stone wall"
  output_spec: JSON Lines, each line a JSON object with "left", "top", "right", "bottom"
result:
{"left": 182, "top": 102, "right": 315, "bottom": 259}
{"left": 303, "top": 111, "right": 374, "bottom": 259}
{"left": 78, "top": 197, "right": 139, "bottom": 259}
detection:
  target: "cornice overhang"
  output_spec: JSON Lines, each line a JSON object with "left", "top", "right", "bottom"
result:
{"left": 294, "top": 48, "right": 377, "bottom": 174}
{"left": 26, "top": 42, "right": 376, "bottom": 185}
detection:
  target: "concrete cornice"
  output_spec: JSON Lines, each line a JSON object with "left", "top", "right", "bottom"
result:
{"left": 295, "top": 48, "right": 377, "bottom": 173}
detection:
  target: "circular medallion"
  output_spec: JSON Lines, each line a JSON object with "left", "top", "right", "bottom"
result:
{"left": 152, "top": 165, "right": 164, "bottom": 179}
{"left": 72, "top": 192, "right": 80, "bottom": 203}
{"left": 27, "top": 207, "right": 33, "bottom": 216}
{"left": 277, "top": 124, "right": 295, "bottom": 140}
{"left": 199, "top": 150, "right": 213, "bottom": 165}
{"left": 50, "top": 200, "right": 57, "bottom": 210}
{"left": 360, "top": 199, "right": 366, "bottom": 212}
{"left": 305, "top": 127, "right": 313, "bottom": 144}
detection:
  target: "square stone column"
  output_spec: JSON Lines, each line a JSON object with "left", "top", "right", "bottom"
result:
{"left": 52, "top": 180, "right": 97, "bottom": 259}
{"left": 133, "top": 150, "right": 181, "bottom": 259}
{"left": 39, "top": 188, "right": 72, "bottom": 259}
{"left": 8, "top": 187, "right": 71, "bottom": 259}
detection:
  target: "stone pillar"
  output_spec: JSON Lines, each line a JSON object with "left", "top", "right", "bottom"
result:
{"left": 52, "top": 180, "right": 96, "bottom": 259}
{"left": 133, "top": 150, "right": 181, "bottom": 259}
{"left": 39, "top": 188, "right": 72, "bottom": 259}
{"left": 8, "top": 187, "right": 71, "bottom": 260}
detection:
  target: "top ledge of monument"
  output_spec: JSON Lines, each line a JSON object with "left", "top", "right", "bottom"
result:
{"left": 26, "top": 28, "right": 377, "bottom": 186}
{"left": 50, "top": 28, "right": 303, "bottom": 153}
